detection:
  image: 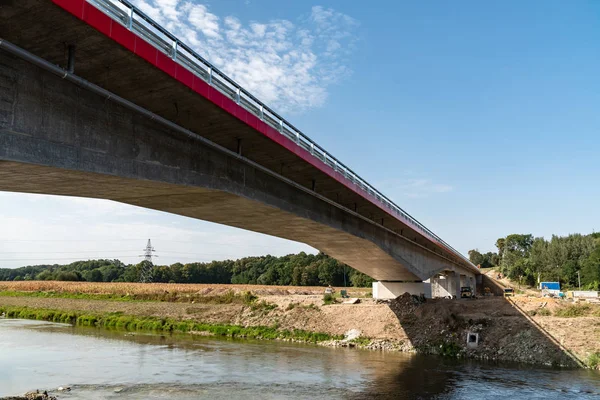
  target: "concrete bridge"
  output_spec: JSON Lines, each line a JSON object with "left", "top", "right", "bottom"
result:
{"left": 0, "top": 0, "right": 479, "bottom": 298}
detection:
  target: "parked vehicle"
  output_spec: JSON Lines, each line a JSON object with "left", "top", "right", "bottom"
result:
{"left": 460, "top": 286, "right": 474, "bottom": 299}
{"left": 503, "top": 288, "right": 515, "bottom": 297}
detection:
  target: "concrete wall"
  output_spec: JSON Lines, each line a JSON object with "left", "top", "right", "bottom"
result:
{"left": 431, "top": 275, "right": 452, "bottom": 298}
{"left": 0, "top": 50, "right": 479, "bottom": 283}
{"left": 372, "top": 281, "right": 427, "bottom": 300}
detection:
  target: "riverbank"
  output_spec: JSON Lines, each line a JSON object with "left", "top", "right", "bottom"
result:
{"left": 0, "top": 282, "right": 599, "bottom": 369}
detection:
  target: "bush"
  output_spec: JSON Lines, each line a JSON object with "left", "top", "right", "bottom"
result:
{"left": 528, "top": 308, "right": 552, "bottom": 317}
{"left": 537, "top": 308, "right": 552, "bottom": 316}
{"left": 439, "top": 341, "right": 462, "bottom": 357}
{"left": 323, "top": 293, "right": 335, "bottom": 305}
{"left": 241, "top": 291, "right": 258, "bottom": 305}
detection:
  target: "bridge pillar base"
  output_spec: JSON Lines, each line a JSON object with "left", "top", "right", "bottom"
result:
{"left": 372, "top": 281, "right": 431, "bottom": 300}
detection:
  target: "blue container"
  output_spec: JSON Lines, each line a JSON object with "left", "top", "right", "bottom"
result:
{"left": 539, "top": 282, "right": 560, "bottom": 291}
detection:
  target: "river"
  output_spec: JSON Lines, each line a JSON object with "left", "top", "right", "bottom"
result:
{"left": 0, "top": 319, "right": 599, "bottom": 399}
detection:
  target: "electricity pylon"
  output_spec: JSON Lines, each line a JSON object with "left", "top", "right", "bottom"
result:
{"left": 139, "top": 239, "right": 156, "bottom": 283}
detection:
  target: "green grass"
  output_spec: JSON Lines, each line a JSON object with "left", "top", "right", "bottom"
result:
{"left": 586, "top": 352, "right": 600, "bottom": 369}
{"left": 0, "top": 289, "right": 260, "bottom": 305}
{"left": 349, "top": 337, "right": 371, "bottom": 346}
{"left": 554, "top": 304, "right": 592, "bottom": 318}
{"left": 0, "top": 305, "right": 343, "bottom": 343}
{"left": 0, "top": 290, "right": 135, "bottom": 301}
{"left": 249, "top": 300, "right": 278, "bottom": 312}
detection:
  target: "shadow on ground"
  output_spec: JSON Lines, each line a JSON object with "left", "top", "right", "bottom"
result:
{"left": 385, "top": 275, "right": 583, "bottom": 368}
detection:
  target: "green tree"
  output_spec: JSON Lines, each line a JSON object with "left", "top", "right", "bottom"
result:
{"left": 582, "top": 246, "right": 600, "bottom": 290}
{"left": 36, "top": 270, "right": 54, "bottom": 281}
{"left": 83, "top": 269, "right": 104, "bottom": 282}
{"left": 468, "top": 249, "right": 484, "bottom": 266}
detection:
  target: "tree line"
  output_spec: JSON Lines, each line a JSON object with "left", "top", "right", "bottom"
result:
{"left": 469, "top": 232, "right": 600, "bottom": 290}
{"left": 0, "top": 252, "right": 375, "bottom": 287}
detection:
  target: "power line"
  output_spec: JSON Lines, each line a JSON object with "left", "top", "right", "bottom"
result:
{"left": 0, "top": 239, "right": 144, "bottom": 243}
{"left": 0, "top": 250, "right": 283, "bottom": 257}
{"left": 0, "top": 253, "right": 295, "bottom": 263}
{"left": 0, "top": 255, "right": 143, "bottom": 261}
{"left": 0, "top": 238, "right": 302, "bottom": 250}
{"left": 0, "top": 254, "right": 236, "bottom": 261}
{"left": 0, "top": 250, "right": 141, "bottom": 254}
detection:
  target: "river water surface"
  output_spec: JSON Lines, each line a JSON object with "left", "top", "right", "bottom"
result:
{"left": 1, "top": 319, "right": 599, "bottom": 399}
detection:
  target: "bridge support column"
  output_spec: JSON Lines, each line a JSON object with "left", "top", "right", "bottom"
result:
{"left": 372, "top": 281, "right": 428, "bottom": 300}
{"left": 447, "top": 272, "right": 461, "bottom": 299}
{"left": 431, "top": 275, "right": 449, "bottom": 298}
{"left": 460, "top": 274, "right": 468, "bottom": 289}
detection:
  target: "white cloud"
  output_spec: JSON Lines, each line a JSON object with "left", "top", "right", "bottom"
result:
{"left": 130, "top": 1, "right": 359, "bottom": 114}
{"left": 187, "top": 4, "right": 221, "bottom": 39}
{"left": 377, "top": 178, "right": 454, "bottom": 199}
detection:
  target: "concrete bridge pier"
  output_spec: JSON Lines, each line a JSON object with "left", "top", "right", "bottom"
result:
{"left": 447, "top": 272, "right": 462, "bottom": 299}
{"left": 431, "top": 274, "right": 449, "bottom": 298}
{"left": 372, "top": 281, "right": 429, "bottom": 300}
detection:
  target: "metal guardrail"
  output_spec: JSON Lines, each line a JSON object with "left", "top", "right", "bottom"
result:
{"left": 85, "top": 0, "right": 475, "bottom": 269}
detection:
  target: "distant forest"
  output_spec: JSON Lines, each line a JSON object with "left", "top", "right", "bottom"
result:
{"left": 5, "top": 231, "right": 599, "bottom": 290}
{"left": 469, "top": 232, "right": 600, "bottom": 290}
{"left": 0, "top": 252, "right": 375, "bottom": 287}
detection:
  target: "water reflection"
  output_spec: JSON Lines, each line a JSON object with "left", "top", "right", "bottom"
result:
{"left": 0, "top": 319, "right": 598, "bottom": 399}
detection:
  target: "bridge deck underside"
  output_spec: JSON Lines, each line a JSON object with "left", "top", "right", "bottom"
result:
{"left": 0, "top": 160, "right": 422, "bottom": 281}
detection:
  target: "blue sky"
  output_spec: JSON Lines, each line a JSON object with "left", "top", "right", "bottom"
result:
{"left": 1, "top": 0, "right": 599, "bottom": 268}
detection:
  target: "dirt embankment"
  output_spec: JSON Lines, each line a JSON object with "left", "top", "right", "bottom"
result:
{"left": 386, "top": 293, "right": 600, "bottom": 367}
{"left": 1, "top": 281, "right": 599, "bottom": 368}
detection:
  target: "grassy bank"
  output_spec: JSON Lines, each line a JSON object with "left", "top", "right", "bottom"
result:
{"left": 0, "top": 305, "right": 343, "bottom": 343}
{"left": 0, "top": 289, "right": 262, "bottom": 304}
